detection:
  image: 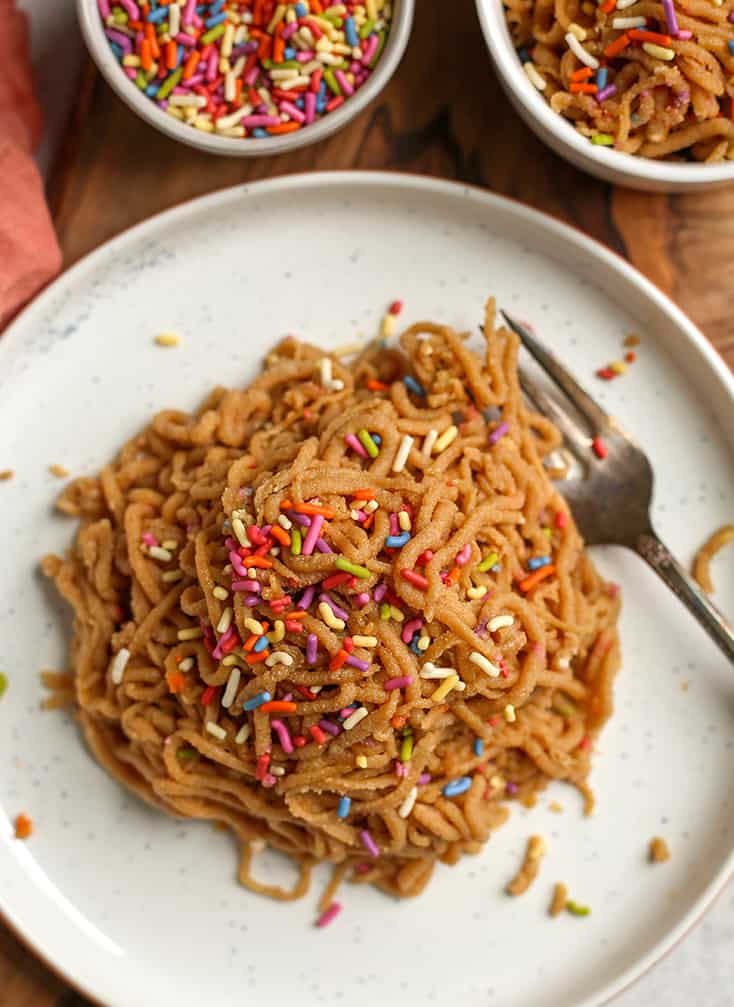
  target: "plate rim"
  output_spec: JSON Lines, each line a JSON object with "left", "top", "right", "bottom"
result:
{"left": 1, "top": 169, "right": 733, "bottom": 1007}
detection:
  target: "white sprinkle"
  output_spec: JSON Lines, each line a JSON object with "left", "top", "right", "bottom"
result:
{"left": 343, "top": 706, "right": 369, "bottom": 730}
{"left": 423, "top": 429, "right": 438, "bottom": 456}
{"left": 250, "top": 838, "right": 266, "bottom": 853}
{"left": 615, "top": 0, "right": 638, "bottom": 8}
{"left": 148, "top": 545, "right": 172, "bottom": 562}
{"left": 565, "top": 32, "right": 599, "bottom": 69}
{"left": 169, "top": 1, "right": 181, "bottom": 35}
{"left": 270, "top": 765, "right": 286, "bottom": 776}
{"left": 168, "top": 93, "right": 207, "bottom": 108}
{"left": 469, "top": 651, "right": 501, "bottom": 678}
{"left": 319, "top": 357, "right": 334, "bottom": 387}
{"left": 350, "top": 509, "right": 362, "bottom": 520}
{"left": 231, "top": 516, "right": 248, "bottom": 547}
{"left": 504, "top": 704, "right": 517, "bottom": 723}
{"left": 363, "top": 499, "right": 379, "bottom": 514}
{"left": 161, "top": 539, "right": 178, "bottom": 551}
{"left": 331, "top": 341, "right": 363, "bottom": 357}
{"left": 235, "top": 723, "right": 251, "bottom": 744}
{"left": 218, "top": 126, "right": 245, "bottom": 138}
{"left": 567, "top": 21, "right": 586, "bottom": 39}
{"left": 417, "top": 635, "right": 430, "bottom": 651}
{"left": 557, "top": 656, "right": 571, "bottom": 670}
{"left": 265, "top": 651, "right": 293, "bottom": 667}
{"left": 642, "top": 41, "right": 675, "bottom": 60}
{"left": 214, "top": 107, "right": 247, "bottom": 130}
{"left": 216, "top": 607, "right": 233, "bottom": 634}
{"left": 433, "top": 425, "right": 458, "bottom": 454}
{"left": 277, "top": 514, "right": 293, "bottom": 531}
{"left": 224, "top": 70, "right": 236, "bottom": 102}
{"left": 392, "top": 434, "right": 414, "bottom": 474}
{"left": 352, "top": 635, "right": 378, "bottom": 648}
{"left": 213, "top": 586, "right": 229, "bottom": 601}
{"left": 110, "top": 648, "right": 130, "bottom": 685}
{"left": 398, "top": 785, "right": 418, "bottom": 819}
{"left": 612, "top": 15, "right": 646, "bottom": 26}
{"left": 206, "top": 722, "right": 227, "bottom": 740}
{"left": 488, "top": 614, "right": 514, "bottom": 633}
{"left": 419, "top": 662, "right": 455, "bottom": 679}
{"left": 455, "top": 681, "right": 467, "bottom": 691}
{"left": 221, "top": 667, "right": 241, "bottom": 709}
{"left": 179, "top": 657, "right": 195, "bottom": 673}
{"left": 523, "top": 61, "right": 547, "bottom": 91}
{"left": 177, "top": 627, "right": 203, "bottom": 641}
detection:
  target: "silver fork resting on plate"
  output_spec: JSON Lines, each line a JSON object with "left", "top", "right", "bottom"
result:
{"left": 501, "top": 310, "right": 734, "bottom": 664}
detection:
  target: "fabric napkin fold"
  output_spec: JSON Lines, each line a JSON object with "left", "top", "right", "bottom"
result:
{"left": 0, "top": 0, "right": 62, "bottom": 330}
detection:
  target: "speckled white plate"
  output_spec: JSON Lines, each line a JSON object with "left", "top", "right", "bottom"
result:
{"left": 1, "top": 173, "right": 733, "bottom": 1007}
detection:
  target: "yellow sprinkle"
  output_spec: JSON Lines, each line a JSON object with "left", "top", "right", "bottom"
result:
{"left": 417, "top": 635, "right": 430, "bottom": 651}
{"left": 231, "top": 517, "right": 248, "bottom": 547}
{"left": 48, "top": 464, "right": 70, "bottom": 478}
{"left": 177, "top": 627, "right": 203, "bottom": 641}
{"left": 467, "top": 585, "right": 488, "bottom": 600}
{"left": 161, "top": 539, "right": 178, "bottom": 551}
{"left": 155, "top": 332, "right": 180, "bottom": 347}
{"left": 380, "top": 312, "right": 396, "bottom": 339}
{"left": 216, "top": 607, "right": 233, "bottom": 634}
{"left": 267, "top": 620, "right": 285, "bottom": 644}
{"left": 430, "top": 673, "right": 460, "bottom": 703}
{"left": 244, "top": 618, "right": 265, "bottom": 635}
{"left": 331, "top": 341, "right": 364, "bottom": 357}
{"left": 398, "top": 510, "right": 411, "bottom": 532}
{"left": 356, "top": 754, "right": 368, "bottom": 768}
{"left": 504, "top": 703, "right": 517, "bottom": 723}
{"left": 610, "top": 360, "right": 627, "bottom": 375}
{"left": 161, "top": 569, "right": 183, "bottom": 583}
{"left": 352, "top": 635, "right": 378, "bottom": 648}
{"left": 318, "top": 601, "right": 346, "bottom": 631}
{"left": 642, "top": 42, "right": 675, "bottom": 60}
{"left": 390, "top": 606, "right": 404, "bottom": 622}
{"left": 433, "top": 425, "right": 458, "bottom": 454}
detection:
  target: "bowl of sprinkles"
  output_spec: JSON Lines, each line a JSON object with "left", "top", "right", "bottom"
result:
{"left": 476, "top": 0, "right": 734, "bottom": 191}
{"left": 78, "top": 0, "right": 413, "bottom": 155}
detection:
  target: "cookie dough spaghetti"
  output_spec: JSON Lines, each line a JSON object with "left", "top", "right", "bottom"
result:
{"left": 43, "top": 299, "right": 620, "bottom": 901}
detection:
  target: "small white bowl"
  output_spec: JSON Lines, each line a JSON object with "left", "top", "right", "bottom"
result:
{"left": 476, "top": 0, "right": 734, "bottom": 192}
{"left": 77, "top": 0, "right": 414, "bottom": 157}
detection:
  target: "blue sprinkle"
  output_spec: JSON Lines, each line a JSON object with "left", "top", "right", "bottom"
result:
{"left": 403, "top": 375, "right": 426, "bottom": 397}
{"left": 316, "top": 98, "right": 327, "bottom": 114}
{"left": 295, "top": 97, "right": 305, "bottom": 109}
{"left": 491, "top": 564, "right": 502, "bottom": 573}
{"left": 344, "top": 15, "right": 359, "bottom": 47}
{"left": 337, "top": 796, "right": 352, "bottom": 818}
{"left": 596, "top": 67, "right": 608, "bottom": 90}
{"left": 176, "top": 44, "right": 184, "bottom": 66}
{"left": 473, "top": 738, "right": 484, "bottom": 757}
{"left": 442, "top": 776, "right": 472, "bottom": 798}
{"left": 210, "top": 0, "right": 226, "bottom": 12}
{"left": 110, "top": 42, "right": 122, "bottom": 60}
{"left": 517, "top": 47, "right": 530, "bottom": 63}
{"left": 527, "top": 556, "right": 551, "bottom": 571}
{"left": 252, "top": 128, "right": 268, "bottom": 138}
{"left": 295, "top": 1, "right": 308, "bottom": 14}
{"left": 145, "top": 84, "right": 159, "bottom": 96}
{"left": 372, "top": 433, "right": 382, "bottom": 445}
{"left": 205, "top": 11, "right": 227, "bottom": 27}
{"left": 729, "top": 40, "right": 734, "bottom": 55}
{"left": 253, "top": 635, "right": 270, "bottom": 653}
{"left": 386, "top": 533, "right": 410, "bottom": 548}
{"left": 243, "top": 691, "right": 272, "bottom": 711}
{"left": 409, "top": 638, "right": 422, "bottom": 655}
{"left": 147, "top": 6, "right": 168, "bottom": 22}
{"left": 284, "top": 47, "right": 296, "bottom": 59}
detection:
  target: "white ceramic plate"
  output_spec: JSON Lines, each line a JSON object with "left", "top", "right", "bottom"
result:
{"left": 1, "top": 172, "right": 733, "bottom": 1007}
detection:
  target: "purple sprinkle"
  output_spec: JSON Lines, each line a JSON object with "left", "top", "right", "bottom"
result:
{"left": 360, "top": 829, "right": 379, "bottom": 858}
{"left": 596, "top": 84, "right": 617, "bottom": 103}
{"left": 117, "top": 0, "right": 139, "bottom": 18}
{"left": 287, "top": 510, "right": 311, "bottom": 528}
{"left": 232, "top": 580, "right": 261, "bottom": 593}
{"left": 489, "top": 421, "right": 509, "bottom": 445}
{"left": 315, "top": 537, "right": 333, "bottom": 554}
{"left": 346, "top": 656, "right": 370, "bottom": 672}
{"left": 319, "top": 719, "right": 341, "bottom": 737}
{"left": 319, "top": 593, "right": 350, "bottom": 621}
{"left": 373, "top": 583, "right": 388, "bottom": 603}
{"left": 104, "top": 28, "right": 132, "bottom": 53}
{"left": 389, "top": 512, "right": 399, "bottom": 535}
{"left": 244, "top": 596, "right": 260, "bottom": 607}
{"left": 302, "top": 514, "right": 324, "bottom": 556}
{"left": 662, "top": 0, "right": 680, "bottom": 34}
{"left": 476, "top": 620, "right": 488, "bottom": 638}
{"left": 306, "top": 633, "right": 318, "bottom": 665}
{"left": 383, "top": 675, "right": 412, "bottom": 690}
{"left": 506, "top": 782, "right": 519, "bottom": 795}
{"left": 418, "top": 773, "right": 432, "bottom": 785}
{"left": 297, "top": 585, "right": 316, "bottom": 610}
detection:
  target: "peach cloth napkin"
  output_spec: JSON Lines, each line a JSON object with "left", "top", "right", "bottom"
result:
{"left": 0, "top": 0, "right": 62, "bottom": 330}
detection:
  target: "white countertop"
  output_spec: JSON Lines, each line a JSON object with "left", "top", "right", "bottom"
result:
{"left": 16, "top": 3, "right": 734, "bottom": 1004}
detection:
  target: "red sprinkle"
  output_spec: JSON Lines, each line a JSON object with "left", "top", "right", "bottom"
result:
{"left": 592, "top": 436, "right": 608, "bottom": 460}
{"left": 388, "top": 299, "right": 403, "bottom": 316}
{"left": 256, "top": 753, "right": 271, "bottom": 780}
{"left": 401, "top": 569, "right": 428, "bottom": 590}
{"left": 309, "top": 724, "right": 327, "bottom": 745}
{"left": 293, "top": 684, "right": 318, "bottom": 701}
{"left": 285, "top": 619, "right": 304, "bottom": 633}
{"left": 625, "top": 350, "right": 637, "bottom": 363}
{"left": 554, "top": 509, "right": 568, "bottom": 530}
{"left": 579, "top": 736, "right": 591, "bottom": 750}
{"left": 293, "top": 735, "right": 307, "bottom": 748}
{"left": 201, "top": 685, "right": 218, "bottom": 706}
{"left": 322, "top": 572, "right": 352, "bottom": 590}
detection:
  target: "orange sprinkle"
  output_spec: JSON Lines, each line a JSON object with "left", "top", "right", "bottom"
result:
{"left": 445, "top": 566, "right": 462, "bottom": 586}
{"left": 518, "top": 564, "right": 556, "bottom": 593}
{"left": 270, "top": 525, "right": 291, "bottom": 547}
{"left": 330, "top": 649, "right": 350, "bottom": 670}
{"left": 183, "top": 50, "right": 201, "bottom": 79}
{"left": 391, "top": 714, "right": 407, "bottom": 729}
{"left": 628, "top": 28, "right": 672, "bottom": 45}
{"left": 294, "top": 503, "right": 335, "bottom": 518}
{"left": 570, "top": 82, "right": 597, "bottom": 94}
{"left": 366, "top": 379, "right": 389, "bottom": 391}
{"left": 14, "top": 814, "right": 32, "bottom": 840}
{"left": 286, "top": 610, "right": 308, "bottom": 621}
{"left": 604, "top": 33, "right": 630, "bottom": 58}
{"left": 166, "top": 670, "right": 185, "bottom": 694}
{"left": 165, "top": 40, "right": 177, "bottom": 69}
{"left": 267, "top": 122, "right": 301, "bottom": 135}
{"left": 245, "top": 556, "right": 273, "bottom": 569}
{"left": 144, "top": 22, "right": 159, "bottom": 59}
{"left": 280, "top": 498, "right": 294, "bottom": 510}
{"left": 352, "top": 489, "right": 376, "bottom": 500}
{"left": 260, "top": 700, "right": 297, "bottom": 714}
{"left": 243, "top": 634, "right": 259, "bottom": 652}
{"left": 246, "top": 651, "right": 270, "bottom": 665}
{"left": 140, "top": 39, "right": 153, "bottom": 71}
{"left": 362, "top": 513, "right": 375, "bottom": 530}
{"left": 570, "top": 66, "right": 593, "bottom": 81}
{"left": 600, "top": 0, "right": 615, "bottom": 11}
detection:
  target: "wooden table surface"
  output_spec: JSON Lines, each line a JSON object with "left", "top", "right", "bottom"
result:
{"left": 4, "top": 0, "right": 733, "bottom": 1003}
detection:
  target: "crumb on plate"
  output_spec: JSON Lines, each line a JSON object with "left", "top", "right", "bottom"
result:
{"left": 506, "top": 835, "right": 546, "bottom": 896}
{"left": 0, "top": 469, "right": 14, "bottom": 481}
{"left": 48, "top": 464, "right": 70, "bottom": 478}
{"left": 649, "top": 836, "right": 671, "bottom": 863}
{"left": 155, "top": 332, "right": 180, "bottom": 347}
{"left": 14, "top": 813, "right": 33, "bottom": 840}
{"left": 549, "top": 882, "right": 568, "bottom": 917}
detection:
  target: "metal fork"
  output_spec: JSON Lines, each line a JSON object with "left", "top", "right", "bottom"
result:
{"left": 501, "top": 310, "right": 734, "bottom": 663}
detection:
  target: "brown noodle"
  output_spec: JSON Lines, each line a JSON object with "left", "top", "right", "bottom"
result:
{"left": 504, "top": 0, "right": 734, "bottom": 161}
{"left": 42, "top": 299, "right": 621, "bottom": 901}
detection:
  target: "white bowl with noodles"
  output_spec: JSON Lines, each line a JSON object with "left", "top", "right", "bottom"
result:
{"left": 76, "top": 0, "right": 414, "bottom": 157}
{"left": 476, "top": 0, "right": 734, "bottom": 192}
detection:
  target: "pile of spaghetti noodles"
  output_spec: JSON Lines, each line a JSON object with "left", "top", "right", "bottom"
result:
{"left": 43, "top": 299, "right": 620, "bottom": 902}
{"left": 504, "top": 0, "right": 734, "bottom": 160}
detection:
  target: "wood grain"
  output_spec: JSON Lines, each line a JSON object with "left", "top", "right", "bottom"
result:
{"left": 4, "top": 0, "right": 733, "bottom": 1003}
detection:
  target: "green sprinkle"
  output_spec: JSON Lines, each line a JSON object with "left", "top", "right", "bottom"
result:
{"left": 357, "top": 429, "right": 380, "bottom": 458}
{"left": 379, "top": 602, "right": 391, "bottom": 621}
{"left": 552, "top": 694, "right": 577, "bottom": 719}
{"left": 291, "top": 527, "right": 302, "bottom": 556}
{"left": 263, "top": 58, "right": 301, "bottom": 70}
{"left": 201, "top": 22, "right": 227, "bottom": 45}
{"left": 369, "top": 30, "right": 386, "bottom": 69}
{"left": 157, "top": 66, "right": 183, "bottom": 100}
{"left": 543, "top": 527, "right": 553, "bottom": 539}
{"left": 112, "top": 8, "right": 128, "bottom": 25}
{"left": 359, "top": 18, "right": 375, "bottom": 39}
{"left": 323, "top": 13, "right": 343, "bottom": 25}
{"left": 176, "top": 747, "right": 198, "bottom": 760}
{"left": 135, "top": 70, "right": 148, "bottom": 90}
{"left": 335, "top": 556, "right": 371, "bottom": 579}
{"left": 0, "top": 672, "right": 7, "bottom": 700}
{"left": 324, "top": 68, "right": 341, "bottom": 96}
{"left": 566, "top": 900, "right": 591, "bottom": 916}
{"left": 591, "top": 133, "right": 614, "bottom": 146}
{"left": 400, "top": 734, "right": 413, "bottom": 762}
{"left": 478, "top": 551, "right": 499, "bottom": 573}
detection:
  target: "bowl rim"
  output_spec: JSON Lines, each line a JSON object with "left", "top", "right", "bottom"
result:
{"left": 476, "top": 0, "right": 734, "bottom": 187}
{"left": 76, "top": 0, "right": 415, "bottom": 158}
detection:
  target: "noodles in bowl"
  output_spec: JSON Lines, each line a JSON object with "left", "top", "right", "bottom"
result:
{"left": 43, "top": 300, "right": 620, "bottom": 903}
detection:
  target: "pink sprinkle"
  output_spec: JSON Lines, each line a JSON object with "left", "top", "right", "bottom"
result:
{"left": 280, "top": 100, "right": 306, "bottom": 124}
{"left": 455, "top": 544, "right": 472, "bottom": 567}
{"left": 142, "top": 532, "right": 158, "bottom": 547}
{"left": 334, "top": 70, "right": 354, "bottom": 97}
{"left": 418, "top": 773, "right": 431, "bottom": 784}
{"left": 124, "top": 67, "right": 137, "bottom": 80}
{"left": 262, "top": 773, "right": 277, "bottom": 788}
{"left": 401, "top": 618, "right": 421, "bottom": 644}
{"left": 389, "top": 512, "right": 399, "bottom": 535}
{"left": 361, "top": 34, "right": 378, "bottom": 64}
{"left": 271, "top": 719, "right": 293, "bottom": 755}
{"left": 304, "top": 92, "right": 317, "bottom": 124}
{"left": 281, "top": 21, "right": 299, "bottom": 40}
{"left": 373, "top": 583, "right": 388, "bottom": 603}
{"left": 360, "top": 829, "right": 379, "bottom": 858}
{"left": 117, "top": 0, "right": 139, "bottom": 18}
{"left": 232, "top": 580, "right": 261, "bottom": 593}
{"left": 229, "top": 551, "right": 248, "bottom": 577}
{"left": 346, "top": 433, "right": 368, "bottom": 458}
{"left": 175, "top": 32, "right": 197, "bottom": 46}
{"left": 302, "top": 513, "right": 324, "bottom": 556}
{"left": 489, "top": 420, "right": 509, "bottom": 445}
{"left": 506, "top": 782, "right": 519, "bottom": 795}
{"left": 676, "top": 28, "right": 692, "bottom": 38}
{"left": 241, "top": 114, "right": 281, "bottom": 128}
{"left": 355, "top": 592, "right": 371, "bottom": 607}
{"left": 182, "top": 0, "right": 197, "bottom": 26}
{"left": 97, "top": 0, "right": 111, "bottom": 17}
{"left": 384, "top": 676, "right": 413, "bottom": 690}
{"left": 316, "top": 902, "right": 342, "bottom": 928}
{"left": 395, "top": 762, "right": 408, "bottom": 778}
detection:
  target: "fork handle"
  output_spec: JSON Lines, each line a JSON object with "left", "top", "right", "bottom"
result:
{"left": 636, "top": 530, "right": 734, "bottom": 663}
